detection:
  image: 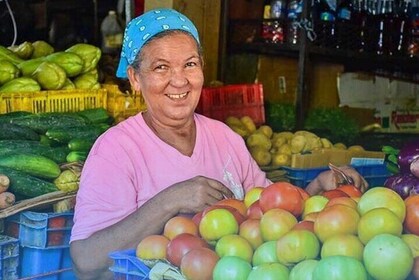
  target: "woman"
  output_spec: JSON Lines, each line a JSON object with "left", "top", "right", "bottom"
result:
{"left": 70, "top": 8, "right": 367, "bottom": 279}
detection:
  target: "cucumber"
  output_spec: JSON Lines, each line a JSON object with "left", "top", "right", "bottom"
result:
{"left": 0, "top": 122, "right": 40, "bottom": 141}
{"left": 0, "top": 166, "right": 58, "bottom": 198}
{"left": 0, "top": 111, "right": 33, "bottom": 121}
{"left": 46, "top": 124, "right": 109, "bottom": 143}
{"left": 0, "top": 153, "right": 61, "bottom": 179}
{"left": 0, "top": 140, "right": 70, "bottom": 164}
{"left": 10, "top": 112, "right": 88, "bottom": 134}
{"left": 66, "top": 151, "right": 88, "bottom": 163}
{"left": 77, "top": 108, "right": 111, "bottom": 124}
{"left": 68, "top": 137, "right": 95, "bottom": 152}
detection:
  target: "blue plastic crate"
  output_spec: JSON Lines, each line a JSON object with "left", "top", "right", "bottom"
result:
{"left": 109, "top": 249, "right": 150, "bottom": 280}
{"left": 283, "top": 164, "right": 391, "bottom": 188}
{"left": 10, "top": 211, "right": 74, "bottom": 248}
{"left": 0, "top": 235, "right": 19, "bottom": 280}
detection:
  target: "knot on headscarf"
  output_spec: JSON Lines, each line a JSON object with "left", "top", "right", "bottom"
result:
{"left": 116, "top": 8, "right": 200, "bottom": 78}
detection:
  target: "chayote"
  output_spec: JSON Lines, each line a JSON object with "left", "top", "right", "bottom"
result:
{"left": 18, "top": 57, "right": 46, "bottom": 76}
{"left": 0, "top": 45, "right": 24, "bottom": 65}
{"left": 61, "top": 78, "right": 76, "bottom": 90}
{"left": 73, "top": 71, "right": 100, "bottom": 90}
{"left": 32, "top": 61, "right": 67, "bottom": 90}
{"left": 31, "top": 40, "right": 55, "bottom": 58}
{"left": 46, "top": 51, "right": 84, "bottom": 77}
{"left": 0, "top": 77, "right": 40, "bottom": 93}
{"left": 9, "top": 41, "right": 34, "bottom": 59}
{"left": 65, "top": 43, "right": 101, "bottom": 74}
{"left": 0, "top": 60, "right": 20, "bottom": 85}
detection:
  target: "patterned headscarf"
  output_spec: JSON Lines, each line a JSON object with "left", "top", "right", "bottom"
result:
{"left": 116, "top": 8, "right": 200, "bottom": 78}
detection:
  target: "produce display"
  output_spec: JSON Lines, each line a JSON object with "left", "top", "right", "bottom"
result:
{"left": 225, "top": 115, "right": 365, "bottom": 168}
{"left": 0, "top": 41, "right": 101, "bottom": 91}
{"left": 0, "top": 108, "right": 111, "bottom": 205}
{"left": 135, "top": 183, "right": 419, "bottom": 280}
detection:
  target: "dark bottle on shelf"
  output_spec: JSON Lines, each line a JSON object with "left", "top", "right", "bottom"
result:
{"left": 287, "top": 0, "right": 303, "bottom": 45}
{"left": 351, "top": 0, "right": 369, "bottom": 51}
{"left": 408, "top": 0, "right": 419, "bottom": 56}
{"left": 315, "top": 0, "right": 338, "bottom": 47}
{"left": 336, "top": 0, "right": 354, "bottom": 49}
{"left": 393, "top": 0, "right": 411, "bottom": 56}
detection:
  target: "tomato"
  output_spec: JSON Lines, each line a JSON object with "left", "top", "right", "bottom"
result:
{"left": 314, "top": 204, "right": 360, "bottom": 243}
{"left": 259, "top": 182, "right": 304, "bottom": 217}
{"left": 336, "top": 184, "right": 363, "bottom": 197}
{"left": 239, "top": 218, "right": 263, "bottom": 249}
{"left": 246, "top": 200, "right": 263, "bottom": 220}
{"left": 413, "top": 257, "right": 419, "bottom": 280}
{"left": 216, "top": 198, "right": 248, "bottom": 217}
{"left": 252, "top": 240, "right": 279, "bottom": 266}
{"left": 212, "top": 256, "right": 252, "bottom": 280}
{"left": 166, "top": 233, "right": 210, "bottom": 267}
{"left": 192, "top": 211, "right": 203, "bottom": 227}
{"left": 404, "top": 195, "right": 419, "bottom": 235}
{"left": 357, "top": 187, "right": 406, "bottom": 222}
{"left": 215, "top": 234, "right": 254, "bottom": 263}
{"left": 313, "top": 255, "right": 368, "bottom": 280}
{"left": 357, "top": 207, "right": 403, "bottom": 245}
{"left": 289, "top": 259, "right": 319, "bottom": 280}
{"left": 244, "top": 186, "right": 264, "bottom": 208}
{"left": 199, "top": 208, "right": 239, "bottom": 242}
{"left": 321, "top": 233, "right": 364, "bottom": 261}
{"left": 325, "top": 196, "right": 358, "bottom": 209}
{"left": 247, "top": 262, "right": 290, "bottom": 280}
{"left": 163, "top": 215, "right": 198, "bottom": 240}
{"left": 276, "top": 229, "right": 320, "bottom": 266}
{"left": 180, "top": 247, "right": 219, "bottom": 280}
{"left": 302, "top": 195, "right": 329, "bottom": 219}
{"left": 260, "top": 208, "right": 297, "bottom": 241}
{"left": 292, "top": 220, "right": 315, "bottom": 233}
{"left": 296, "top": 187, "right": 310, "bottom": 201}
{"left": 363, "top": 234, "right": 413, "bottom": 280}
{"left": 202, "top": 204, "right": 246, "bottom": 225}
{"left": 321, "top": 189, "right": 349, "bottom": 200}
{"left": 401, "top": 234, "right": 419, "bottom": 258}
{"left": 303, "top": 211, "right": 319, "bottom": 222}
{"left": 136, "top": 235, "right": 169, "bottom": 260}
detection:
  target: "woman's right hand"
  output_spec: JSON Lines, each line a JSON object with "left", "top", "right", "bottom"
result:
{"left": 164, "top": 176, "right": 234, "bottom": 215}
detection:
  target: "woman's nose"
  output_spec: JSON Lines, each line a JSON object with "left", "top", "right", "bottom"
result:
{"left": 170, "top": 68, "right": 188, "bottom": 87}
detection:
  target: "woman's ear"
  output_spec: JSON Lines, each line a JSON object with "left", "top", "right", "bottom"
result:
{"left": 127, "top": 67, "right": 141, "bottom": 91}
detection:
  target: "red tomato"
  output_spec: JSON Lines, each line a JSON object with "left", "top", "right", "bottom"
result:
{"left": 192, "top": 211, "right": 203, "bottom": 227}
{"left": 292, "top": 220, "right": 315, "bottom": 233}
{"left": 259, "top": 182, "right": 304, "bottom": 217}
{"left": 337, "top": 185, "right": 363, "bottom": 198}
{"left": 296, "top": 187, "right": 310, "bottom": 201}
{"left": 404, "top": 195, "right": 419, "bottom": 235}
{"left": 216, "top": 198, "right": 248, "bottom": 217}
{"left": 322, "top": 189, "right": 349, "bottom": 200}
{"left": 166, "top": 233, "right": 210, "bottom": 267}
{"left": 239, "top": 219, "right": 263, "bottom": 249}
{"left": 246, "top": 200, "right": 264, "bottom": 220}
{"left": 163, "top": 216, "right": 199, "bottom": 240}
{"left": 325, "top": 196, "right": 358, "bottom": 209}
{"left": 136, "top": 235, "right": 170, "bottom": 260}
{"left": 180, "top": 247, "right": 219, "bottom": 280}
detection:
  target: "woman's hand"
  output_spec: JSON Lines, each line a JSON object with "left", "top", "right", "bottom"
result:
{"left": 305, "top": 166, "right": 368, "bottom": 195}
{"left": 162, "top": 176, "right": 234, "bottom": 215}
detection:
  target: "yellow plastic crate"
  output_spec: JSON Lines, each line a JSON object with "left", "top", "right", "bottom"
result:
{"left": 0, "top": 89, "right": 108, "bottom": 114}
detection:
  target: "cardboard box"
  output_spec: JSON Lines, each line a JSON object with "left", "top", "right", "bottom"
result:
{"left": 290, "top": 149, "right": 385, "bottom": 168}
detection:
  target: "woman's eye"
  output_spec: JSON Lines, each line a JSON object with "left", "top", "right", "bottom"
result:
{"left": 155, "top": 64, "right": 168, "bottom": 70}
{"left": 186, "top": 61, "right": 198, "bottom": 67}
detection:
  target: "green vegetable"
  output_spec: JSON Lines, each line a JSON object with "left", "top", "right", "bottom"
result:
{"left": 0, "top": 122, "right": 40, "bottom": 141}
{"left": 265, "top": 102, "right": 296, "bottom": 131}
{"left": 9, "top": 112, "right": 88, "bottom": 134}
{"left": 54, "top": 169, "right": 80, "bottom": 192}
{"left": 73, "top": 71, "right": 100, "bottom": 89}
{"left": 76, "top": 108, "right": 111, "bottom": 124}
{"left": 46, "top": 124, "right": 109, "bottom": 143}
{"left": 68, "top": 137, "right": 95, "bottom": 152}
{"left": 0, "top": 111, "right": 33, "bottom": 121}
{"left": 65, "top": 43, "right": 101, "bottom": 73}
{"left": 9, "top": 41, "right": 34, "bottom": 59}
{"left": 0, "top": 153, "right": 61, "bottom": 179}
{"left": 61, "top": 78, "right": 75, "bottom": 90}
{"left": 18, "top": 57, "right": 46, "bottom": 76}
{"left": 0, "top": 77, "right": 40, "bottom": 93}
{"left": 0, "top": 140, "right": 69, "bottom": 164}
{"left": 0, "top": 45, "right": 24, "bottom": 65}
{"left": 66, "top": 151, "right": 88, "bottom": 162}
{"left": 0, "top": 165, "right": 58, "bottom": 198}
{"left": 0, "top": 59, "right": 20, "bottom": 85}
{"left": 32, "top": 61, "right": 67, "bottom": 90}
{"left": 46, "top": 51, "right": 84, "bottom": 77}
{"left": 31, "top": 40, "right": 54, "bottom": 58}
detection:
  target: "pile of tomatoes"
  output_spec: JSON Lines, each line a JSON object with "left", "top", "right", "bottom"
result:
{"left": 136, "top": 182, "right": 419, "bottom": 280}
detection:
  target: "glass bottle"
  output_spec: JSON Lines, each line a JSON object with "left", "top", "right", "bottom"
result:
{"left": 100, "top": 10, "right": 123, "bottom": 55}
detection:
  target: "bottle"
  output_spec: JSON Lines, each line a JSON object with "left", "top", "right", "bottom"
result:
{"left": 336, "top": 0, "right": 354, "bottom": 49}
{"left": 408, "top": 0, "right": 419, "bottom": 57}
{"left": 287, "top": 0, "right": 303, "bottom": 45}
{"left": 270, "top": 0, "right": 288, "bottom": 43}
{"left": 100, "top": 10, "right": 123, "bottom": 55}
{"left": 315, "top": 0, "right": 337, "bottom": 48}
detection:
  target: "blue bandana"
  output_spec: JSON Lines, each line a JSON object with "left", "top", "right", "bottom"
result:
{"left": 116, "top": 8, "right": 200, "bottom": 78}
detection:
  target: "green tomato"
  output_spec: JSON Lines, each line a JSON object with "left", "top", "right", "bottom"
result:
{"left": 247, "top": 262, "right": 289, "bottom": 280}
{"left": 212, "top": 256, "right": 251, "bottom": 280}
{"left": 313, "top": 255, "right": 368, "bottom": 280}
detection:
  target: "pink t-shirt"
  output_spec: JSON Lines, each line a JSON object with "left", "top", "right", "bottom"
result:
{"left": 71, "top": 113, "right": 271, "bottom": 242}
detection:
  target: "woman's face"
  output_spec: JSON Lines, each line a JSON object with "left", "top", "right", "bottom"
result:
{"left": 128, "top": 32, "right": 204, "bottom": 126}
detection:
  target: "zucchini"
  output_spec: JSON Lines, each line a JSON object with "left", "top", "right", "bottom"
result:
{"left": 0, "top": 166, "right": 58, "bottom": 198}
{"left": 77, "top": 108, "right": 111, "bottom": 124}
{"left": 0, "top": 153, "right": 61, "bottom": 179}
{"left": 0, "top": 122, "right": 40, "bottom": 141}
{"left": 46, "top": 124, "right": 109, "bottom": 143}
{"left": 66, "top": 151, "right": 88, "bottom": 163}
{"left": 0, "top": 140, "right": 70, "bottom": 164}
{"left": 10, "top": 112, "right": 88, "bottom": 134}
{"left": 68, "top": 137, "right": 95, "bottom": 152}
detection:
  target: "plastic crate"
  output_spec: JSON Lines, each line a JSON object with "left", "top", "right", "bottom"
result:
{"left": 5, "top": 211, "right": 74, "bottom": 249}
{"left": 109, "top": 249, "right": 150, "bottom": 280}
{"left": 196, "top": 84, "right": 265, "bottom": 126}
{"left": 20, "top": 246, "right": 75, "bottom": 280}
{"left": 283, "top": 164, "right": 391, "bottom": 188}
{"left": 0, "top": 235, "right": 19, "bottom": 280}
{"left": 0, "top": 89, "right": 108, "bottom": 114}
{"left": 103, "top": 84, "right": 147, "bottom": 121}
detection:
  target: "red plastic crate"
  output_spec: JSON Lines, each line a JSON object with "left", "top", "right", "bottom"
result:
{"left": 196, "top": 84, "right": 265, "bottom": 126}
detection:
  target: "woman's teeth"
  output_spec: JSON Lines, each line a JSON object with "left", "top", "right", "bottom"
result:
{"left": 167, "top": 92, "right": 188, "bottom": 99}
